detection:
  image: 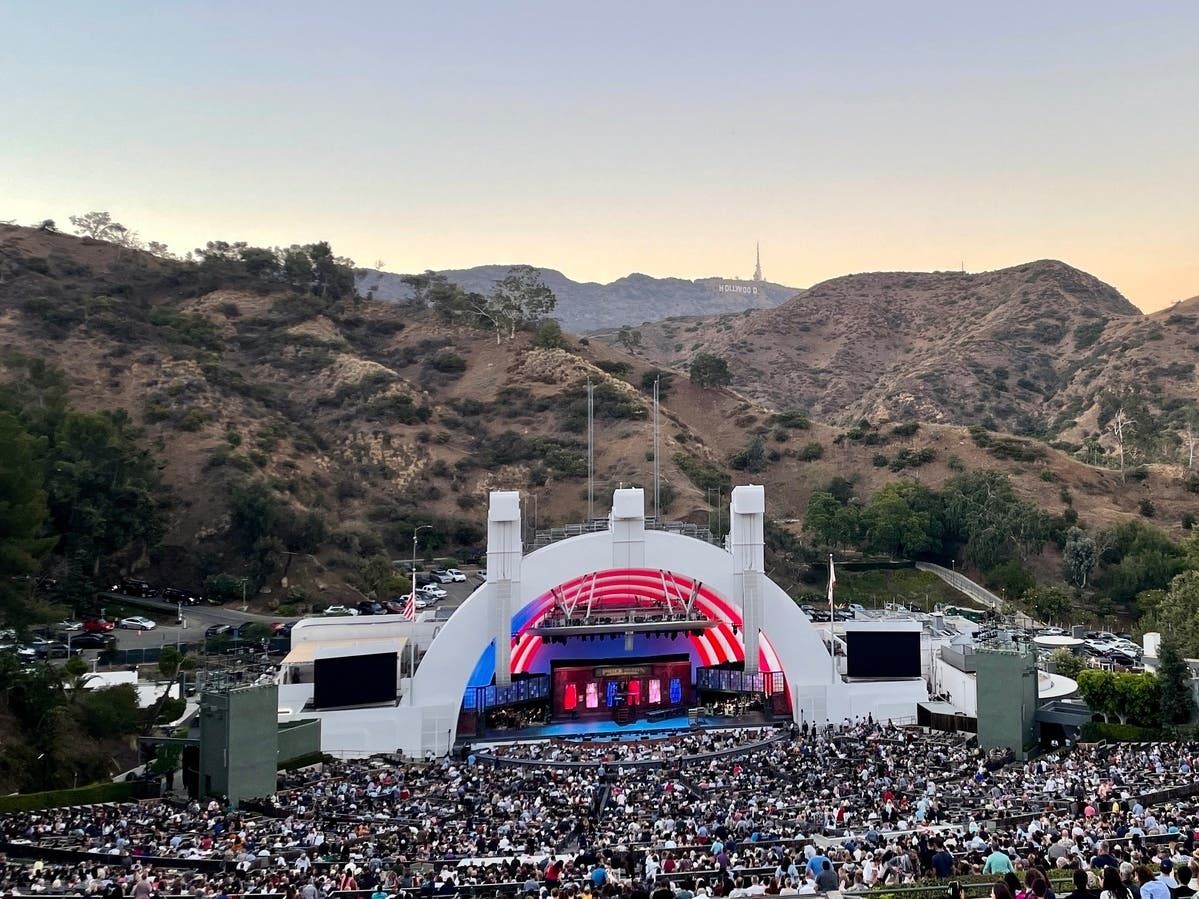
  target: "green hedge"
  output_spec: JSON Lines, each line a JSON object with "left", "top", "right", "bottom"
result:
{"left": 0, "top": 780, "right": 132, "bottom": 813}
{"left": 1081, "top": 721, "right": 1164, "bottom": 742}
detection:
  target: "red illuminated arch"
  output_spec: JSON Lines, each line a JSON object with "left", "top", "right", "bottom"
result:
{"left": 507, "top": 568, "right": 785, "bottom": 675}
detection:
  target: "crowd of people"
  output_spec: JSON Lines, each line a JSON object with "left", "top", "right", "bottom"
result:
{"left": 479, "top": 728, "right": 784, "bottom": 766}
{"left": 2, "top": 722, "right": 1199, "bottom": 899}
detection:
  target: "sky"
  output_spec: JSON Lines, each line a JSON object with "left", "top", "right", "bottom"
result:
{"left": 2, "top": 1, "right": 1197, "bottom": 311}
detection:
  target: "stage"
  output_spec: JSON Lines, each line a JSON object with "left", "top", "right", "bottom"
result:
{"left": 466, "top": 709, "right": 772, "bottom": 746}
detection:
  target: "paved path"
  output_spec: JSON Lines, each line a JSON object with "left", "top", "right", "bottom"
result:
{"left": 914, "top": 561, "right": 1004, "bottom": 611}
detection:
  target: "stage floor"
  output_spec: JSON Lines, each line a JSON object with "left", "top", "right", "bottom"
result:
{"left": 470, "top": 710, "right": 772, "bottom": 745}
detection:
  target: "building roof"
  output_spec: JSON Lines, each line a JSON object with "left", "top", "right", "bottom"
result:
{"left": 282, "top": 635, "right": 408, "bottom": 666}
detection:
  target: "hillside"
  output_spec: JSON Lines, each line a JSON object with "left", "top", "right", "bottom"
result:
{"left": 357, "top": 264, "right": 801, "bottom": 332}
{"left": 592, "top": 261, "right": 1199, "bottom": 444}
{"left": 1, "top": 226, "right": 1196, "bottom": 618}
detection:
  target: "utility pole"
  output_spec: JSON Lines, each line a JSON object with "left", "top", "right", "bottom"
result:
{"left": 653, "top": 376, "right": 661, "bottom": 522}
{"left": 587, "top": 379, "right": 595, "bottom": 522}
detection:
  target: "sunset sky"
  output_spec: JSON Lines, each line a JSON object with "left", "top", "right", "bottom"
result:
{"left": 3, "top": 1, "right": 1197, "bottom": 311}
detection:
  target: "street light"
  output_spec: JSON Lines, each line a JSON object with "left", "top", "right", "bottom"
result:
{"left": 412, "top": 524, "right": 433, "bottom": 594}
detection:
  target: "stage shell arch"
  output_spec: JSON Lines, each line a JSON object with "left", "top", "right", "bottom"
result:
{"left": 413, "top": 487, "right": 926, "bottom": 744}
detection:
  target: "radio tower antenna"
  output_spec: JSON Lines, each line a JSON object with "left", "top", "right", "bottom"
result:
{"left": 753, "top": 241, "right": 763, "bottom": 282}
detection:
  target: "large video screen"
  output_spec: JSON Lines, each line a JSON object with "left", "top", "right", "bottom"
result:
{"left": 845, "top": 631, "right": 921, "bottom": 679}
{"left": 313, "top": 652, "right": 397, "bottom": 709}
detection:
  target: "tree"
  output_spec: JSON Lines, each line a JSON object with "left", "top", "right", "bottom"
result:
{"left": 1109, "top": 408, "right": 1134, "bottom": 482}
{"left": 729, "top": 434, "right": 766, "bottom": 473}
{"left": 36, "top": 219, "right": 57, "bottom": 232}
{"left": 804, "top": 492, "right": 857, "bottom": 548}
{"left": 69, "top": 211, "right": 124, "bottom": 241}
{"left": 229, "top": 481, "right": 281, "bottom": 555}
{"left": 640, "top": 369, "right": 674, "bottom": 399}
{"left": 1157, "top": 637, "right": 1195, "bottom": 726}
{"left": 532, "top": 320, "right": 570, "bottom": 350}
{"left": 1049, "top": 647, "right": 1084, "bottom": 679}
{"left": 1022, "top": 585, "right": 1071, "bottom": 621}
{"left": 860, "top": 482, "right": 935, "bottom": 558}
{"left": 282, "top": 247, "right": 315, "bottom": 289}
{"left": 0, "top": 412, "right": 55, "bottom": 621}
{"left": 1111, "top": 672, "right": 1160, "bottom": 727}
{"left": 942, "top": 470, "right": 1049, "bottom": 571}
{"left": 1094, "top": 520, "right": 1186, "bottom": 606}
{"left": 1063, "top": 527, "right": 1098, "bottom": 588}
{"left": 1076, "top": 668, "right": 1117, "bottom": 723}
{"left": 488, "top": 266, "right": 556, "bottom": 340}
{"left": 359, "top": 553, "right": 409, "bottom": 600}
{"left": 308, "top": 241, "right": 356, "bottom": 300}
{"left": 42, "top": 409, "right": 164, "bottom": 580}
{"left": 616, "top": 326, "right": 642, "bottom": 352}
{"left": 690, "top": 353, "right": 733, "bottom": 388}
{"left": 239, "top": 246, "right": 281, "bottom": 279}
{"left": 1142, "top": 570, "right": 1199, "bottom": 658}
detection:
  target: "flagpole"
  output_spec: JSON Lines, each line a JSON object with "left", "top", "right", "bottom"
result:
{"left": 828, "top": 553, "right": 837, "bottom": 684}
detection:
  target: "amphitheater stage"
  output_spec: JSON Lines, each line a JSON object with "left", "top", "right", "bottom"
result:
{"left": 466, "top": 709, "right": 773, "bottom": 746}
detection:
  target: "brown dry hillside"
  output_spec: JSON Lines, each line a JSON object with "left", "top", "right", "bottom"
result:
{"left": 595, "top": 262, "right": 1199, "bottom": 460}
{"left": 1, "top": 225, "right": 1195, "bottom": 608}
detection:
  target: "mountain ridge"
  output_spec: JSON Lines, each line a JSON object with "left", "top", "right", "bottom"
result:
{"left": 594, "top": 258, "right": 1199, "bottom": 447}
{"left": 357, "top": 264, "right": 802, "bottom": 331}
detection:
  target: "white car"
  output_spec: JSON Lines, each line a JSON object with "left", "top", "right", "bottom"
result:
{"left": 323, "top": 605, "right": 360, "bottom": 617}
{"left": 443, "top": 568, "right": 467, "bottom": 582}
{"left": 417, "top": 584, "right": 447, "bottom": 600}
{"left": 414, "top": 596, "right": 430, "bottom": 610}
{"left": 57, "top": 619, "right": 84, "bottom": 632}
{"left": 119, "top": 616, "right": 157, "bottom": 631}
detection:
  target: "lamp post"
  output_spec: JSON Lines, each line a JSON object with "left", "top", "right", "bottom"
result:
{"left": 412, "top": 524, "right": 433, "bottom": 592}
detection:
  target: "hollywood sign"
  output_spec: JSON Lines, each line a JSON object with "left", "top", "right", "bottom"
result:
{"left": 717, "top": 284, "right": 760, "bottom": 295}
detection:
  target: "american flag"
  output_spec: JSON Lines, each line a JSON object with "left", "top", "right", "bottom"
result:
{"left": 403, "top": 585, "right": 416, "bottom": 621}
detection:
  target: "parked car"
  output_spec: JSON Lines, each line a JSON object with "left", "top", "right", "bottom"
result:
{"left": 162, "top": 587, "right": 202, "bottom": 605}
{"left": 205, "top": 624, "right": 234, "bottom": 638}
{"left": 70, "top": 632, "right": 116, "bottom": 649}
{"left": 430, "top": 569, "right": 455, "bottom": 584}
{"left": 847, "top": 603, "right": 867, "bottom": 616}
{"left": 417, "top": 584, "right": 447, "bottom": 600}
{"left": 414, "top": 596, "right": 430, "bottom": 609}
{"left": 57, "top": 619, "right": 83, "bottom": 632}
{"left": 323, "top": 604, "right": 359, "bottom": 617}
{"left": 32, "top": 640, "right": 74, "bottom": 659}
{"left": 110, "top": 579, "right": 158, "bottom": 598}
{"left": 0, "top": 643, "right": 36, "bottom": 661}
{"left": 443, "top": 568, "right": 467, "bottom": 582}
{"left": 381, "top": 600, "right": 407, "bottom": 615}
{"left": 83, "top": 617, "right": 115, "bottom": 633}
{"left": 119, "top": 616, "right": 156, "bottom": 631}
{"left": 475, "top": 569, "right": 488, "bottom": 582}
{"left": 356, "top": 601, "right": 384, "bottom": 616}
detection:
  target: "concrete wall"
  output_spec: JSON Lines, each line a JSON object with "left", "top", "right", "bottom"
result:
{"left": 198, "top": 683, "right": 279, "bottom": 807}
{"left": 975, "top": 646, "right": 1038, "bottom": 759}
{"left": 277, "top": 719, "right": 322, "bottom": 765}
{"left": 934, "top": 657, "right": 978, "bottom": 717}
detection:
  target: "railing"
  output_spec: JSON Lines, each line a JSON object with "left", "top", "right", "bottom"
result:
{"left": 696, "top": 666, "right": 786, "bottom": 695}
{"left": 531, "top": 518, "right": 721, "bottom": 549}
{"left": 462, "top": 675, "right": 551, "bottom": 712}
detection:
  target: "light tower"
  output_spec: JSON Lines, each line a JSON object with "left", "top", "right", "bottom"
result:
{"left": 753, "top": 241, "right": 763, "bottom": 282}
